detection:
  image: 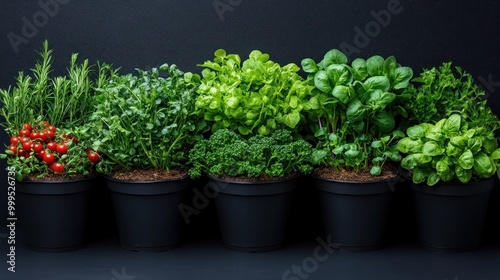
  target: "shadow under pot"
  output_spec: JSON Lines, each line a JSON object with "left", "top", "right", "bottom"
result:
{"left": 16, "top": 175, "right": 96, "bottom": 252}
{"left": 106, "top": 175, "right": 190, "bottom": 252}
{"left": 409, "top": 177, "right": 494, "bottom": 252}
{"left": 312, "top": 173, "right": 399, "bottom": 252}
{"left": 208, "top": 174, "right": 298, "bottom": 253}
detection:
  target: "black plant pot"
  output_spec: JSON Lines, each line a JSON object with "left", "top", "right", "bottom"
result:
{"left": 410, "top": 178, "right": 494, "bottom": 252}
{"left": 312, "top": 174, "right": 400, "bottom": 251}
{"left": 209, "top": 175, "right": 297, "bottom": 252}
{"left": 106, "top": 176, "right": 190, "bottom": 252}
{"left": 17, "top": 176, "right": 95, "bottom": 252}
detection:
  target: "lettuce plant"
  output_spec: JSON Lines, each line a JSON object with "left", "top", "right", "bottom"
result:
{"left": 301, "top": 49, "right": 413, "bottom": 176}
{"left": 398, "top": 114, "right": 500, "bottom": 186}
{"left": 195, "top": 49, "right": 313, "bottom": 136}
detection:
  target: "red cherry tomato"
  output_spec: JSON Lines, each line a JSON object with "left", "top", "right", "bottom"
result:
{"left": 43, "top": 153, "right": 56, "bottom": 165}
{"left": 88, "top": 152, "right": 100, "bottom": 163}
{"left": 8, "top": 145, "right": 17, "bottom": 156}
{"left": 18, "top": 148, "right": 25, "bottom": 157}
{"left": 57, "top": 143, "right": 68, "bottom": 155}
{"left": 22, "top": 141, "right": 32, "bottom": 152}
{"left": 50, "top": 163, "right": 64, "bottom": 173}
{"left": 20, "top": 137, "right": 31, "bottom": 144}
{"left": 48, "top": 125, "right": 56, "bottom": 133}
{"left": 44, "top": 129, "right": 54, "bottom": 141}
{"left": 10, "top": 137, "right": 20, "bottom": 145}
{"left": 33, "top": 143, "right": 44, "bottom": 153}
{"left": 47, "top": 142, "right": 58, "bottom": 152}
{"left": 23, "top": 123, "right": 32, "bottom": 132}
{"left": 30, "top": 132, "right": 40, "bottom": 140}
{"left": 19, "top": 129, "right": 30, "bottom": 137}
{"left": 36, "top": 150, "right": 46, "bottom": 160}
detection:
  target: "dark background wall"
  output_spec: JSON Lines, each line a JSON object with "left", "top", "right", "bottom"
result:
{"left": 1, "top": 0, "right": 500, "bottom": 233}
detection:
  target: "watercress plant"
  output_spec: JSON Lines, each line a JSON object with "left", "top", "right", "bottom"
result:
{"left": 78, "top": 64, "right": 207, "bottom": 174}
{"left": 195, "top": 49, "right": 313, "bottom": 136}
{"left": 188, "top": 129, "right": 313, "bottom": 179}
{"left": 398, "top": 114, "right": 500, "bottom": 186}
{"left": 301, "top": 49, "right": 413, "bottom": 176}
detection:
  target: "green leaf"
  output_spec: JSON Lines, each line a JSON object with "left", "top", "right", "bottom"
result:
{"left": 301, "top": 58, "right": 319, "bottom": 73}
{"left": 371, "top": 141, "right": 382, "bottom": 148}
{"left": 321, "top": 49, "right": 348, "bottom": 68}
{"left": 413, "top": 153, "right": 432, "bottom": 164}
{"left": 456, "top": 165, "right": 473, "bottom": 183}
{"left": 351, "top": 121, "right": 365, "bottom": 133}
{"left": 326, "top": 64, "right": 352, "bottom": 86}
{"left": 283, "top": 111, "right": 301, "bottom": 128}
{"left": 412, "top": 168, "right": 426, "bottom": 184}
{"left": 331, "top": 86, "right": 350, "bottom": 104}
{"left": 422, "top": 141, "right": 444, "bottom": 156}
{"left": 458, "top": 149, "right": 474, "bottom": 169}
{"left": 314, "top": 71, "right": 332, "bottom": 93}
{"left": 363, "top": 76, "right": 390, "bottom": 92}
{"left": 427, "top": 172, "right": 440, "bottom": 186}
{"left": 392, "top": 67, "right": 413, "bottom": 89}
{"left": 366, "top": 55, "right": 385, "bottom": 76}
{"left": 312, "top": 149, "right": 328, "bottom": 165}
{"left": 370, "top": 165, "right": 382, "bottom": 176}
{"left": 373, "top": 111, "right": 395, "bottom": 133}
{"left": 436, "top": 159, "right": 450, "bottom": 178}
{"left": 401, "top": 155, "right": 417, "bottom": 169}
{"left": 443, "top": 114, "right": 461, "bottom": 134}
{"left": 490, "top": 148, "right": 500, "bottom": 160}
{"left": 346, "top": 99, "right": 365, "bottom": 122}
{"left": 474, "top": 152, "right": 495, "bottom": 178}
{"left": 351, "top": 58, "right": 368, "bottom": 80}
{"left": 407, "top": 125, "right": 426, "bottom": 139}
{"left": 467, "top": 137, "right": 482, "bottom": 154}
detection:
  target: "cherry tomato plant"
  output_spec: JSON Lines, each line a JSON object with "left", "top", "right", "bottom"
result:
{"left": 0, "top": 121, "right": 99, "bottom": 181}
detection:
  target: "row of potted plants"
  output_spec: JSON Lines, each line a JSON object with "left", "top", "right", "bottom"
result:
{"left": 1, "top": 41, "right": 499, "bottom": 253}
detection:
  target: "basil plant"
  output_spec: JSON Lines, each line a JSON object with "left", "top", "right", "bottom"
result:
{"left": 398, "top": 114, "right": 500, "bottom": 186}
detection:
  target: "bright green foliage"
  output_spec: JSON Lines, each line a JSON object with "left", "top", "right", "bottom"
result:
{"left": 302, "top": 49, "right": 413, "bottom": 175}
{"left": 401, "top": 62, "right": 499, "bottom": 131}
{"left": 398, "top": 114, "right": 500, "bottom": 186}
{"left": 78, "top": 64, "right": 207, "bottom": 173}
{"left": 188, "top": 129, "right": 313, "bottom": 179}
{"left": 0, "top": 40, "right": 115, "bottom": 135}
{"left": 195, "top": 49, "right": 313, "bottom": 136}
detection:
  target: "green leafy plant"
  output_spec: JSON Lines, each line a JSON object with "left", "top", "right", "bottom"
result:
{"left": 401, "top": 62, "right": 499, "bottom": 131}
{"left": 78, "top": 64, "right": 207, "bottom": 174}
{"left": 188, "top": 129, "right": 313, "bottom": 179}
{"left": 0, "top": 40, "right": 115, "bottom": 135}
{"left": 398, "top": 114, "right": 500, "bottom": 186}
{"left": 301, "top": 49, "right": 413, "bottom": 176}
{"left": 0, "top": 121, "right": 97, "bottom": 181}
{"left": 195, "top": 49, "right": 313, "bottom": 136}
